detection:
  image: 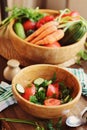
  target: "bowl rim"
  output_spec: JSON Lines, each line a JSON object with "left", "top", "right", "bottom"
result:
{"left": 12, "top": 64, "right": 82, "bottom": 109}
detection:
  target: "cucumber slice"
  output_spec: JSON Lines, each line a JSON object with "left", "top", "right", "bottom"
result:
{"left": 38, "top": 87, "right": 45, "bottom": 92}
{"left": 16, "top": 84, "right": 25, "bottom": 94}
{"left": 34, "top": 78, "right": 44, "bottom": 86}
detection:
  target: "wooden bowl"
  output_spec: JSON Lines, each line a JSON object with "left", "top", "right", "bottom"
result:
{"left": 12, "top": 64, "right": 82, "bottom": 119}
{"left": 8, "top": 9, "right": 87, "bottom": 65}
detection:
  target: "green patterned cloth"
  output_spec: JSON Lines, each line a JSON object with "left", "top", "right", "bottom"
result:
{"left": 67, "top": 68, "right": 87, "bottom": 96}
{"left": 0, "top": 82, "right": 17, "bottom": 112}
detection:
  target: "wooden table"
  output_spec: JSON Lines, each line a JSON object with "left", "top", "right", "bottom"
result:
{"left": 0, "top": 55, "right": 87, "bottom": 130}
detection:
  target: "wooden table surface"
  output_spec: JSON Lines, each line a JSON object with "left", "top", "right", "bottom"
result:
{"left": 0, "top": 55, "right": 87, "bottom": 130}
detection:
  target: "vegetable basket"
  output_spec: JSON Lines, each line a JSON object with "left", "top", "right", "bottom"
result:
{"left": 0, "top": 9, "right": 87, "bottom": 66}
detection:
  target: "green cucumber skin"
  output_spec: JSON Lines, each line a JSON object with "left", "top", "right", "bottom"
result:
{"left": 13, "top": 22, "right": 26, "bottom": 39}
{"left": 59, "top": 21, "right": 87, "bottom": 46}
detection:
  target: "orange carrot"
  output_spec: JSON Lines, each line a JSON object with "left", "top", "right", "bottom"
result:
{"left": 31, "top": 25, "right": 57, "bottom": 44}
{"left": 25, "top": 21, "right": 58, "bottom": 42}
{"left": 35, "top": 29, "right": 64, "bottom": 45}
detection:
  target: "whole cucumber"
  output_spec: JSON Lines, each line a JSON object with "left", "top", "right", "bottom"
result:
{"left": 59, "top": 21, "right": 87, "bottom": 46}
{"left": 13, "top": 22, "right": 26, "bottom": 39}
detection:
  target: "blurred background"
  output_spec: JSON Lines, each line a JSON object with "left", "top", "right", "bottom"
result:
{"left": 0, "top": 0, "right": 87, "bottom": 21}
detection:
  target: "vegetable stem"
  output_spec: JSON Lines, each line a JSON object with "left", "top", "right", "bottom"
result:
{"left": 0, "top": 7, "right": 45, "bottom": 28}
{"left": 55, "top": 8, "right": 70, "bottom": 23}
{"left": 0, "top": 118, "right": 36, "bottom": 126}
{"left": 0, "top": 117, "right": 63, "bottom": 130}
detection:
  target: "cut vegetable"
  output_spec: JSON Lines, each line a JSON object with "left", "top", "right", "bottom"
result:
{"left": 22, "top": 84, "right": 36, "bottom": 100}
{"left": 38, "top": 87, "right": 45, "bottom": 92}
{"left": 44, "top": 98, "right": 61, "bottom": 106}
{"left": 46, "top": 83, "right": 59, "bottom": 98}
{"left": 34, "top": 78, "right": 44, "bottom": 86}
{"left": 16, "top": 84, "right": 25, "bottom": 94}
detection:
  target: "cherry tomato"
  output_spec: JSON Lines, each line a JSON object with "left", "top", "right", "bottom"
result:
{"left": 23, "top": 20, "right": 36, "bottom": 31}
{"left": 44, "top": 41, "right": 61, "bottom": 48}
{"left": 22, "top": 84, "right": 36, "bottom": 100}
{"left": 44, "top": 98, "right": 61, "bottom": 106}
{"left": 46, "top": 83, "right": 59, "bottom": 98}
{"left": 36, "top": 15, "right": 54, "bottom": 28}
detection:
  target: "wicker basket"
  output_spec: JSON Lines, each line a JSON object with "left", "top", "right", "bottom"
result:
{"left": 1, "top": 9, "right": 87, "bottom": 65}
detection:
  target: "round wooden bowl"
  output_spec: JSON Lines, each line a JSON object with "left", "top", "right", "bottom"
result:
{"left": 12, "top": 64, "right": 82, "bottom": 119}
{"left": 9, "top": 9, "right": 87, "bottom": 65}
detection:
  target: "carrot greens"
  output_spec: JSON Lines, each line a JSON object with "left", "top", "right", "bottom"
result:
{"left": 0, "top": 7, "right": 45, "bottom": 27}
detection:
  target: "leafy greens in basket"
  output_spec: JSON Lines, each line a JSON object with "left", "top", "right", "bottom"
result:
{"left": 0, "top": 7, "right": 45, "bottom": 27}
{"left": 0, "top": 7, "right": 87, "bottom": 47}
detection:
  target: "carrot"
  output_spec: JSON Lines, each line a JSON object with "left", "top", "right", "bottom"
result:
{"left": 25, "top": 21, "right": 58, "bottom": 42}
{"left": 35, "top": 29, "right": 64, "bottom": 45}
{"left": 31, "top": 25, "right": 57, "bottom": 44}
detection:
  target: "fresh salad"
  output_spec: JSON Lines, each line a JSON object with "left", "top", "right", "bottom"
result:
{"left": 16, "top": 73, "right": 73, "bottom": 106}
{"left": 0, "top": 7, "right": 87, "bottom": 47}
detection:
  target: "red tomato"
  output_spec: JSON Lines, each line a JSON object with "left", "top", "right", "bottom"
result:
{"left": 53, "top": 83, "right": 60, "bottom": 97}
{"left": 70, "top": 11, "right": 80, "bottom": 17}
{"left": 23, "top": 20, "right": 36, "bottom": 31}
{"left": 36, "top": 19, "right": 45, "bottom": 28}
{"left": 70, "top": 11, "right": 80, "bottom": 20}
{"left": 36, "top": 15, "right": 54, "bottom": 28}
{"left": 62, "top": 11, "right": 80, "bottom": 20}
{"left": 44, "top": 42, "right": 61, "bottom": 48}
{"left": 44, "top": 15, "right": 54, "bottom": 22}
{"left": 46, "top": 83, "right": 59, "bottom": 98}
{"left": 22, "top": 84, "right": 36, "bottom": 100}
{"left": 44, "top": 98, "right": 61, "bottom": 106}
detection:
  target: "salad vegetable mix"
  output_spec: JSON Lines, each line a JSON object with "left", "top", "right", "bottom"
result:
{"left": 0, "top": 7, "right": 87, "bottom": 47}
{"left": 16, "top": 73, "right": 73, "bottom": 106}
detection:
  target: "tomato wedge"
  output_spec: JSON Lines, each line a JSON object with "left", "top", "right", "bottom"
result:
{"left": 44, "top": 98, "right": 61, "bottom": 106}
{"left": 22, "top": 84, "right": 36, "bottom": 100}
{"left": 46, "top": 83, "right": 59, "bottom": 98}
